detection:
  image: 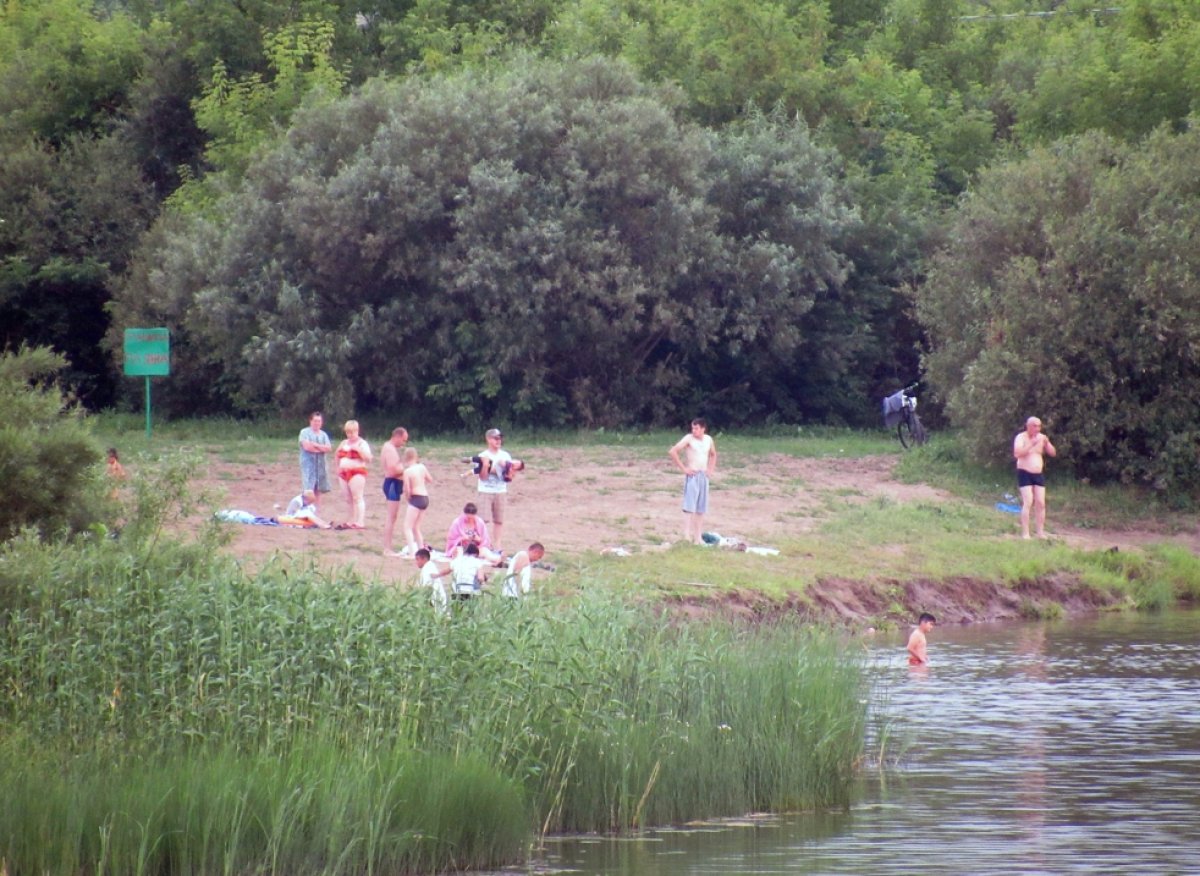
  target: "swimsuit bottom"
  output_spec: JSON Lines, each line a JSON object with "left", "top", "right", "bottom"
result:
{"left": 1017, "top": 469, "right": 1046, "bottom": 488}
{"left": 408, "top": 494, "right": 429, "bottom": 510}
{"left": 339, "top": 467, "right": 368, "bottom": 482}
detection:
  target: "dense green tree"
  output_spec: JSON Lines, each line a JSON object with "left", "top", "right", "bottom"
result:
{"left": 1007, "top": 2, "right": 1200, "bottom": 144}
{"left": 0, "top": 346, "right": 108, "bottom": 541}
{"left": 0, "top": 135, "right": 156, "bottom": 406}
{"left": 0, "top": 0, "right": 146, "bottom": 145}
{"left": 111, "top": 58, "right": 855, "bottom": 427}
{"left": 550, "top": 0, "right": 831, "bottom": 126}
{"left": 917, "top": 124, "right": 1200, "bottom": 493}
{"left": 689, "top": 108, "right": 858, "bottom": 423}
{"left": 170, "top": 16, "right": 348, "bottom": 211}
{"left": 0, "top": 2, "right": 173, "bottom": 407}
{"left": 112, "top": 26, "right": 207, "bottom": 199}
{"left": 373, "top": 0, "right": 560, "bottom": 72}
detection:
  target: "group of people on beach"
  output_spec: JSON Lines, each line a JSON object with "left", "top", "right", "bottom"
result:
{"left": 289, "top": 405, "right": 1056, "bottom": 649}
{"left": 298, "top": 415, "right": 430, "bottom": 547}
{"left": 293, "top": 411, "right": 542, "bottom": 606}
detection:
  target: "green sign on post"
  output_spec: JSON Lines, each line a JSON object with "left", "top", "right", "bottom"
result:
{"left": 123, "top": 328, "right": 170, "bottom": 438}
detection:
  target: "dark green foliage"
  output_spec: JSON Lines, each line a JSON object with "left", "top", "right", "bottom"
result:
{"left": 918, "top": 125, "right": 1200, "bottom": 493}
{"left": 0, "top": 346, "right": 108, "bottom": 540}
{"left": 0, "top": 136, "right": 157, "bottom": 407}
{"left": 0, "top": 2, "right": 161, "bottom": 407}
{"left": 0, "top": 0, "right": 146, "bottom": 146}
{"left": 692, "top": 108, "right": 859, "bottom": 423}
{"left": 7, "top": 0, "right": 1200, "bottom": 432}
{"left": 111, "top": 58, "right": 856, "bottom": 427}
{"left": 114, "top": 34, "right": 208, "bottom": 199}
{"left": 1005, "top": 0, "right": 1200, "bottom": 144}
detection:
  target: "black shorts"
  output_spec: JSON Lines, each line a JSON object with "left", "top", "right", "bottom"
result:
{"left": 1017, "top": 470, "right": 1046, "bottom": 489}
{"left": 408, "top": 494, "right": 429, "bottom": 510}
{"left": 382, "top": 477, "right": 402, "bottom": 501}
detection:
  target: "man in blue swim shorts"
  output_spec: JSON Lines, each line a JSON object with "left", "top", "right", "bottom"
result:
{"left": 380, "top": 426, "right": 408, "bottom": 555}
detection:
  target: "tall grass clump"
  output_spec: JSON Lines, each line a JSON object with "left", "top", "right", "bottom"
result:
{"left": 1145, "top": 543, "right": 1200, "bottom": 603}
{"left": 0, "top": 742, "right": 527, "bottom": 875}
{"left": 2, "top": 483, "right": 870, "bottom": 870}
{"left": 558, "top": 615, "right": 868, "bottom": 829}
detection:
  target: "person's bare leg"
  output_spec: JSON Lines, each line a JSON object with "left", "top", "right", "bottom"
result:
{"left": 492, "top": 519, "right": 504, "bottom": 551}
{"left": 1033, "top": 485, "right": 1048, "bottom": 538}
{"left": 403, "top": 504, "right": 419, "bottom": 553}
{"left": 343, "top": 480, "right": 354, "bottom": 526}
{"left": 350, "top": 475, "right": 367, "bottom": 528}
{"left": 413, "top": 508, "right": 426, "bottom": 551}
{"left": 383, "top": 501, "right": 400, "bottom": 553}
{"left": 1019, "top": 485, "right": 1034, "bottom": 539}
{"left": 693, "top": 512, "right": 706, "bottom": 544}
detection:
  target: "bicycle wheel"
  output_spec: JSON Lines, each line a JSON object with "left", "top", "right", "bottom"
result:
{"left": 897, "top": 412, "right": 927, "bottom": 449}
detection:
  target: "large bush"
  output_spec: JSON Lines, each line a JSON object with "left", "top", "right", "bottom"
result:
{"left": 917, "top": 124, "right": 1200, "bottom": 492}
{"left": 110, "top": 56, "right": 855, "bottom": 428}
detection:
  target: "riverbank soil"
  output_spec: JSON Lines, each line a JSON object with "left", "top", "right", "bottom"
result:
{"left": 195, "top": 448, "right": 1198, "bottom": 621}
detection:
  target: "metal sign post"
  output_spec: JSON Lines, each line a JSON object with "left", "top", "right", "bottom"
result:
{"left": 123, "top": 328, "right": 170, "bottom": 439}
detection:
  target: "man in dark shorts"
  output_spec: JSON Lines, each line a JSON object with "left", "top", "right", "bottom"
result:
{"left": 380, "top": 427, "right": 408, "bottom": 555}
{"left": 1013, "top": 416, "right": 1057, "bottom": 539}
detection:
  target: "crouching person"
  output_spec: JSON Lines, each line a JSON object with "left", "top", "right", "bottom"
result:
{"left": 501, "top": 542, "right": 545, "bottom": 599}
{"left": 450, "top": 543, "right": 492, "bottom": 601}
{"left": 414, "top": 548, "right": 450, "bottom": 616}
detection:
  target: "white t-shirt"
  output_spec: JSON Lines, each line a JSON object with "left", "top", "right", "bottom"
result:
{"left": 285, "top": 494, "right": 317, "bottom": 518}
{"left": 477, "top": 448, "right": 513, "bottom": 494}
{"left": 450, "top": 555, "right": 488, "bottom": 595}
{"left": 501, "top": 552, "right": 533, "bottom": 598}
{"left": 420, "top": 562, "right": 448, "bottom": 614}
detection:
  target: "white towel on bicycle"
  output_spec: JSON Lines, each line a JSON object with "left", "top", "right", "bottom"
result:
{"left": 882, "top": 391, "right": 906, "bottom": 427}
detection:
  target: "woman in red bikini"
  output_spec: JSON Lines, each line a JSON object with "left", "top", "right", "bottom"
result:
{"left": 335, "top": 420, "right": 373, "bottom": 529}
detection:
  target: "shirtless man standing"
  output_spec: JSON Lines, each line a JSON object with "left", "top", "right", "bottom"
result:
{"left": 1014, "top": 416, "right": 1057, "bottom": 539}
{"left": 668, "top": 418, "right": 718, "bottom": 545}
{"left": 380, "top": 427, "right": 409, "bottom": 555}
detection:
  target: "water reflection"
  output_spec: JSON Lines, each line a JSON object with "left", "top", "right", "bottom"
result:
{"left": 543, "top": 610, "right": 1200, "bottom": 874}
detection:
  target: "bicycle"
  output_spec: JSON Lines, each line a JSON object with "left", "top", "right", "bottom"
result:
{"left": 881, "top": 382, "right": 928, "bottom": 449}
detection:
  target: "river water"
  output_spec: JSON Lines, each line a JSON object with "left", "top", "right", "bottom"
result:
{"left": 541, "top": 610, "right": 1200, "bottom": 874}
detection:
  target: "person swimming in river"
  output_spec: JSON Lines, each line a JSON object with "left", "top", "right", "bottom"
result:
{"left": 908, "top": 612, "right": 936, "bottom": 666}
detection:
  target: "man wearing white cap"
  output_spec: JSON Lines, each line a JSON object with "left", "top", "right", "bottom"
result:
{"left": 476, "top": 427, "right": 523, "bottom": 551}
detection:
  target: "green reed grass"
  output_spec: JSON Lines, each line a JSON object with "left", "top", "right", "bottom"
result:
{"left": 0, "top": 530, "right": 869, "bottom": 872}
{"left": 0, "top": 742, "right": 527, "bottom": 875}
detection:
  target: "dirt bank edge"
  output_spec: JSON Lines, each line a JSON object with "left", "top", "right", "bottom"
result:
{"left": 660, "top": 573, "right": 1127, "bottom": 627}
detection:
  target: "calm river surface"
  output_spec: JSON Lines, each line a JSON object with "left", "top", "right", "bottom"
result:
{"left": 541, "top": 610, "right": 1200, "bottom": 874}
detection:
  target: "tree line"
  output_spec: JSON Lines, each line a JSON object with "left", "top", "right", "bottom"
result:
{"left": 2, "top": 0, "right": 1199, "bottom": 487}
